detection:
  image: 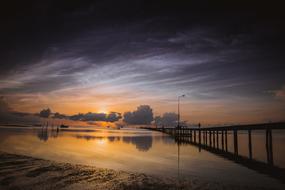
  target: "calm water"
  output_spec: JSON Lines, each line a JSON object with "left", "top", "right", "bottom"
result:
{"left": 0, "top": 126, "right": 285, "bottom": 189}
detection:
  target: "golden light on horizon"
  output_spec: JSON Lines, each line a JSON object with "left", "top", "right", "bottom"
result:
{"left": 97, "top": 108, "right": 109, "bottom": 114}
{"left": 94, "top": 103, "right": 109, "bottom": 114}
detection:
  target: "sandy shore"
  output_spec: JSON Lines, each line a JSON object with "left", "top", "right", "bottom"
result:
{"left": 0, "top": 152, "right": 272, "bottom": 190}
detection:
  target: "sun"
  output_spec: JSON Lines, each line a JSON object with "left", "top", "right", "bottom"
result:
{"left": 98, "top": 109, "right": 109, "bottom": 114}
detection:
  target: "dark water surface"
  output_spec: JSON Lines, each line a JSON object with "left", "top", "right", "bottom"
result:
{"left": 0, "top": 126, "right": 284, "bottom": 189}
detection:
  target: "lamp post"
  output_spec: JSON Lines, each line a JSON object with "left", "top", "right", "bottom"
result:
{"left": 177, "top": 94, "right": 186, "bottom": 129}
{"left": 177, "top": 94, "right": 185, "bottom": 181}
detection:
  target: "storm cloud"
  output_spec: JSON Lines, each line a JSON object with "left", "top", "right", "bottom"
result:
{"left": 123, "top": 105, "right": 153, "bottom": 125}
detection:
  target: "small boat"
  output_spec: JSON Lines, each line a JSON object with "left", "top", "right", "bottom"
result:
{"left": 117, "top": 125, "right": 124, "bottom": 130}
{"left": 60, "top": 124, "right": 69, "bottom": 129}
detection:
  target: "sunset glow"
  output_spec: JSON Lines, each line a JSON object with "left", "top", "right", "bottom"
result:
{"left": 0, "top": 1, "right": 285, "bottom": 190}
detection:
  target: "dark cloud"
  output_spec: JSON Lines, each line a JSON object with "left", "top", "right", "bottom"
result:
{"left": 154, "top": 112, "right": 178, "bottom": 127}
{"left": 70, "top": 112, "right": 122, "bottom": 122}
{"left": 1, "top": 0, "right": 283, "bottom": 77}
{"left": 123, "top": 105, "right": 153, "bottom": 125}
{"left": 1, "top": 17, "right": 283, "bottom": 100}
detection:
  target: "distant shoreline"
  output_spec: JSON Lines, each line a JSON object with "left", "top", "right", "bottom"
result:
{"left": 0, "top": 124, "right": 40, "bottom": 128}
{"left": 0, "top": 152, "right": 275, "bottom": 190}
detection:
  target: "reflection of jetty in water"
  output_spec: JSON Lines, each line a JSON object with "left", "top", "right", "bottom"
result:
{"left": 145, "top": 122, "right": 285, "bottom": 183}
{"left": 74, "top": 135, "right": 153, "bottom": 152}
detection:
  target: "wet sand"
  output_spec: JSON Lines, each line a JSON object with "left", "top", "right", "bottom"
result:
{"left": 0, "top": 152, "right": 272, "bottom": 190}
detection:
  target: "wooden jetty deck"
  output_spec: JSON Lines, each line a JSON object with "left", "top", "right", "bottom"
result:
{"left": 144, "top": 122, "right": 285, "bottom": 183}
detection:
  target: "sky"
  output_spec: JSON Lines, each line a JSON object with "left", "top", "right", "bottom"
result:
{"left": 0, "top": 0, "right": 285, "bottom": 124}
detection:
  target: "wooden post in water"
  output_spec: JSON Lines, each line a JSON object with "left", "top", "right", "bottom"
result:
{"left": 209, "top": 131, "right": 212, "bottom": 146}
{"left": 221, "top": 130, "right": 224, "bottom": 151}
{"left": 225, "top": 130, "right": 228, "bottom": 152}
{"left": 216, "top": 130, "right": 219, "bottom": 149}
{"left": 188, "top": 130, "right": 190, "bottom": 141}
{"left": 234, "top": 129, "right": 238, "bottom": 156}
{"left": 266, "top": 128, "right": 274, "bottom": 165}
{"left": 266, "top": 129, "right": 269, "bottom": 163}
{"left": 213, "top": 131, "right": 216, "bottom": 148}
{"left": 199, "top": 128, "right": 201, "bottom": 145}
{"left": 205, "top": 131, "right": 208, "bottom": 145}
{"left": 269, "top": 128, "right": 273, "bottom": 165}
{"left": 248, "top": 129, "right": 252, "bottom": 159}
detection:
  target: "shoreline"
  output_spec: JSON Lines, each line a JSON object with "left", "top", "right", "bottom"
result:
{"left": 0, "top": 152, "right": 273, "bottom": 190}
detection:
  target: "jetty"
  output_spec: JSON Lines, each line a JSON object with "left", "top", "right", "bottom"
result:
{"left": 144, "top": 122, "right": 285, "bottom": 183}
